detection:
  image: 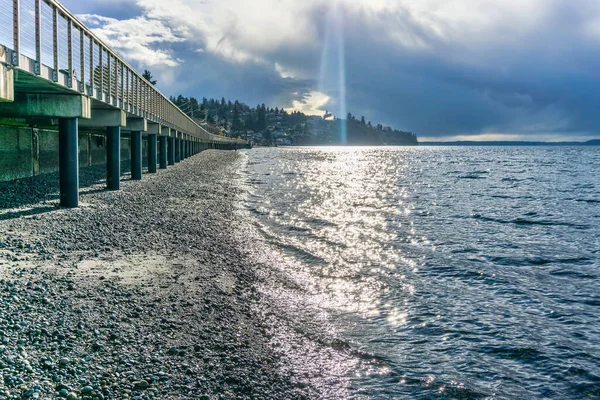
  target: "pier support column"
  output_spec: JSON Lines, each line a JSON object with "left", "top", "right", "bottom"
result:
{"left": 58, "top": 118, "right": 79, "bottom": 208}
{"left": 159, "top": 136, "right": 167, "bottom": 169}
{"left": 175, "top": 138, "right": 181, "bottom": 163}
{"left": 131, "top": 130, "right": 142, "bottom": 180}
{"left": 168, "top": 137, "right": 175, "bottom": 165}
{"left": 106, "top": 127, "right": 121, "bottom": 190}
{"left": 148, "top": 133, "right": 157, "bottom": 173}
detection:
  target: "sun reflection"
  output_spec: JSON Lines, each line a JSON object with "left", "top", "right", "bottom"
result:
{"left": 387, "top": 308, "right": 409, "bottom": 327}
{"left": 246, "top": 147, "right": 434, "bottom": 396}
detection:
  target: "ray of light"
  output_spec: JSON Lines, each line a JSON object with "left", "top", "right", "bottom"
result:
{"left": 318, "top": 0, "right": 347, "bottom": 144}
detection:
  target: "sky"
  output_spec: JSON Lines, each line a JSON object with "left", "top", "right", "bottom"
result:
{"left": 60, "top": 0, "right": 600, "bottom": 141}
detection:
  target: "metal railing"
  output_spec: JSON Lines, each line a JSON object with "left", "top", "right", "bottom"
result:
{"left": 0, "top": 0, "right": 243, "bottom": 144}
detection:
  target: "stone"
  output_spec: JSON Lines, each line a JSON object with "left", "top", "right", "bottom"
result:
{"left": 133, "top": 380, "right": 150, "bottom": 390}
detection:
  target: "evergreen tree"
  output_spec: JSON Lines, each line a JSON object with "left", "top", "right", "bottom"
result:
{"left": 257, "top": 104, "right": 267, "bottom": 131}
{"left": 142, "top": 69, "right": 157, "bottom": 85}
{"left": 232, "top": 104, "right": 241, "bottom": 135}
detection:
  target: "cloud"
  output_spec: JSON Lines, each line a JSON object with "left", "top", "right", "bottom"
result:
{"left": 287, "top": 92, "right": 331, "bottom": 116}
{"left": 61, "top": 0, "right": 600, "bottom": 139}
{"left": 78, "top": 14, "right": 184, "bottom": 67}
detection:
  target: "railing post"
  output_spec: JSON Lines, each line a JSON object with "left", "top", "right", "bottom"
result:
{"left": 88, "top": 36, "right": 93, "bottom": 95}
{"left": 67, "top": 19, "right": 73, "bottom": 88}
{"left": 98, "top": 45, "right": 103, "bottom": 99}
{"left": 12, "top": 0, "right": 20, "bottom": 66}
{"left": 79, "top": 29, "right": 85, "bottom": 92}
{"left": 34, "top": 0, "right": 41, "bottom": 74}
{"left": 52, "top": 5, "right": 58, "bottom": 81}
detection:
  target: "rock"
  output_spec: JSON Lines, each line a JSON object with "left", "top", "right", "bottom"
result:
{"left": 81, "top": 386, "right": 93, "bottom": 394}
{"left": 133, "top": 380, "right": 150, "bottom": 390}
{"left": 66, "top": 392, "right": 78, "bottom": 400}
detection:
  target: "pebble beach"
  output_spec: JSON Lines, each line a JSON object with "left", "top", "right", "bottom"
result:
{"left": 0, "top": 151, "right": 314, "bottom": 400}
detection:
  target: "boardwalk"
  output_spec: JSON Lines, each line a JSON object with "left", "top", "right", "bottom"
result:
{"left": 0, "top": 0, "right": 248, "bottom": 207}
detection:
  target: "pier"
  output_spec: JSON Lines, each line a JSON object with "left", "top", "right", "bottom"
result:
{"left": 0, "top": 0, "right": 248, "bottom": 208}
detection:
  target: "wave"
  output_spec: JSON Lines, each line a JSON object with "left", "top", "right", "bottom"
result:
{"left": 574, "top": 198, "right": 600, "bottom": 204}
{"left": 485, "top": 255, "right": 592, "bottom": 267}
{"left": 470, "top": 214, "right": 589, "bottom": 229}
{"left": 549, "top": 268, "right": 597, "bottom": 279}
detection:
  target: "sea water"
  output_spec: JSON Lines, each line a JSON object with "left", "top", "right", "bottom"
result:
{"left": 244, "top": 146, "right": 600, "bottom": 399}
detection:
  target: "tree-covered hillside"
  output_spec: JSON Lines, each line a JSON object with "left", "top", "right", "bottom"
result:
{"left": 169, "top": 95, "right": 418, "bottom": 146}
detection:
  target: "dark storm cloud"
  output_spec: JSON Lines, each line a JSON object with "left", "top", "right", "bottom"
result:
{"left": 60, "top": 0, "right": 142, "bottom": 20}
{"left": 63, "top": 0, "right": 600, "bottom": 139}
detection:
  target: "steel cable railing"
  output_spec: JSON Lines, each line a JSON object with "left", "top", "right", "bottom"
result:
{"left": 0, "top": 0, "right": 243, "bottom": 144}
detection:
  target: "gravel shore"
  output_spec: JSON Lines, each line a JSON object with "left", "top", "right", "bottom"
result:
{"left": 0, "top": 151, "right": 312, "bottom": 400}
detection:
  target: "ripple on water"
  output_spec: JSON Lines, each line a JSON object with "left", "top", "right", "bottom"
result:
{"left": 245, "top": 146, "right": 600, "bottom": 399}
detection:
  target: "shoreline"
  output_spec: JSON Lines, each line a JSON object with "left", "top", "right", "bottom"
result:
{"left": 0, "top": 151, "right": 313, "bottom": 399}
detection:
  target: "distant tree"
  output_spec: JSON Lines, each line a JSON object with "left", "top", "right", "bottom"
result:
{"left": 142, "top": 69, "right": 157, "bottom": 85}
{"left": 232, "top": 104, "right": 242, "bottom": 135}
{"left": 199, "top": 104, "right": 207, "bottom": 121}
{"left": 303, "top": 122, "right": 311, "bottom": 136}
{"left": 244, "top": 113, "right": 254, "bottom": 134}
{"left": 257, "top": 104, "right": 267, "bottom": 131}
{"left": 361, "top": 116, "right": 366, "bottom": 125}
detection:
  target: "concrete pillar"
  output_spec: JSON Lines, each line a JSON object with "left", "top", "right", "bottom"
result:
{"left": 168, "top": 137, "right": 175, "bottom": 165}
{"left": 148, "top": 134, "right": 157, "bottom": 173}
{"left": 131, "top": 131, "right": 142, "bottom": 180}
{"left": 106, "top": 127, "right": 121, "bottom": 190}
{"left": 175, "top": 138, "right": 181, "bottom": 163}
{"left": 159, "top": 136, "right": 167, "bottom": 169}
{"left": 0, "top": 64, "right": 14, "bottom": 102}
{"left": 58, "top": 118, "right": 79, "bottom": 208}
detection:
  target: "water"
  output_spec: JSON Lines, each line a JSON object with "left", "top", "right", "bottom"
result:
{"left": 244, "top": 146, "right": 600, "bottom": 399}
